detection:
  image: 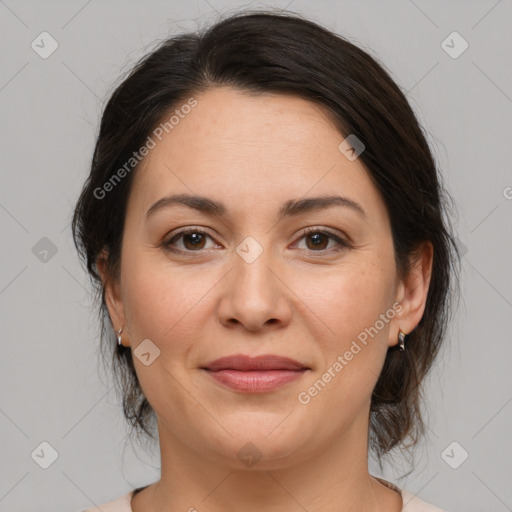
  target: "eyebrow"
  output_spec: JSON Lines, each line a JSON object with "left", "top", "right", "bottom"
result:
{"left": 145, "top": 193, "right": 367, "bottom": 221}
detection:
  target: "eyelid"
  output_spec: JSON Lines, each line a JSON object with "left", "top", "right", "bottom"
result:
{"left": 294, "top": 226, "right": 352, "bottom": 249}
{"left": 162, "top": 225, "right": 352, "bottom": 254}
{"left": 163, "top": 226, "right": 221, "bottom": 250}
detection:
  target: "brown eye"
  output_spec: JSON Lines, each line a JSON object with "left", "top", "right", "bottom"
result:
{"left": 164, "top": 228, "right": 218, "bottom": 253}
{"left": 181, "top": 232, "right": 207, "bottom": 250}
{"left": 304, "top": 232, "right": 330, "bottom": 250}
{"left": 295, "top": 228, "right": 351, "bottom": 253}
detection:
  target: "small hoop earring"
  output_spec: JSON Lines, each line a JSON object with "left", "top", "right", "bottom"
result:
{"left": 117, "top": 328, "right": 123, "bottom": 346}
{"left": 398, "top": 329, "right": 406, "bottom": 351}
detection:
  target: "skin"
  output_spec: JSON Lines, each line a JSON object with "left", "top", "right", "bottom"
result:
{"left": 98, "top": 86, "right": 433, "bottom": 512}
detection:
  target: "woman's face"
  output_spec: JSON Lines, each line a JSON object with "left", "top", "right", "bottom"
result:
{"left": 103, "top": 87, "right": 427, "bottom": 469}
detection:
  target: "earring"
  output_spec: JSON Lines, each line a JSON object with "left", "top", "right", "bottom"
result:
{"left": 398, "top": 329, "right": 406, "bottom": 351}
{"left": 117, "top": 328, "right": 123, "bottom": 346}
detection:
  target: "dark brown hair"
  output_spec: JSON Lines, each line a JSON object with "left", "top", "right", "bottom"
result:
{"left": 72, "top": 9, "right": 460, "bottom": 468}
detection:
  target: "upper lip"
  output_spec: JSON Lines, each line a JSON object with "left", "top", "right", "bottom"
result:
{"left": 202, "top": 354, "right": 309, "bottom": 371}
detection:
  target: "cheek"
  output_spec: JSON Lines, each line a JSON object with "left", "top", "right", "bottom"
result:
{"left": 119, "top": 252, "right": 217, "bottom": 413}
{"left": 306, "top": 260, "right": 395, "bottom": 344}
{"left": 296, "top": 266, "right": 394, "bottom": 417}
{"left": 316, "top": 258, "right": 396, "bottom": 390}
{"left": 121, "top": 251, "right": 217, "bottom": 350}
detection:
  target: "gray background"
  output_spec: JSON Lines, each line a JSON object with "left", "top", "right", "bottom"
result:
{"left": 1, "top": 1, "right": 511, "bottom": 511}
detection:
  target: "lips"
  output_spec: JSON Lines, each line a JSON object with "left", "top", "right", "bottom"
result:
{"left": 202, "top": 354, "right": 309, "bottom": 371}
{"left": 201, "top": 354, "right": 310, "bottom": 393}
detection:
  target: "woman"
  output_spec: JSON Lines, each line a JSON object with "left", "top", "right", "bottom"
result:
{"left": 73, "top": 10, "right": 459, "bottom": 512}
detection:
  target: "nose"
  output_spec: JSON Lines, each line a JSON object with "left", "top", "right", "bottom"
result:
{"left": 217, "top": 246, "right": 292, "bottom": 333}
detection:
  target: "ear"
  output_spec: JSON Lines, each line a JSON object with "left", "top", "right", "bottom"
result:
{"left": 97, "top": 249, "right": 128, "bottom": 346}
{"left": 390, "top": 241, "right": 433, "bottom": 348}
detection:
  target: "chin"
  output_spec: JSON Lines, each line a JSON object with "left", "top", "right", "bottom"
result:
{"left": 197, "top": 416, "right": 316, "bottom": 470}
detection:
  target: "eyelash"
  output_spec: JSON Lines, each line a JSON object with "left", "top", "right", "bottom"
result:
{"left": 162, "top": 226, "right": 352, "bottom": 255}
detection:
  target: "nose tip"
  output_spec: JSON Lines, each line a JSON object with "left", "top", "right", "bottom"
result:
{"left": 217, "top": 252, "right": 292, "bottom": 332}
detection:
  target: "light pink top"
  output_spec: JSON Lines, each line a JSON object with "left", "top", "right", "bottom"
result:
{"left": 81, "top": 477, "right": 448, "bottom": 511}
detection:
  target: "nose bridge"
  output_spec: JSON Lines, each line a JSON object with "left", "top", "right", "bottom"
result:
{"left": 233, "top": 236, "right": 277, "bottom": 306}
{"left": 218, "top": 235, "right": 289, "bottom": 330}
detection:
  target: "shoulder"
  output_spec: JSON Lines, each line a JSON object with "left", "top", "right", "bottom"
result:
{"left": 79, "top": 490, "right": 135, "bottom": 512}
{"left": 374, "top": 477, "right": 448, "bottom": 512}
{"left": 401, "top": 488, "right": 448, "bottom": 511}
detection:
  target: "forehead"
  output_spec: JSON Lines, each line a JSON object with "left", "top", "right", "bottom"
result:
{"left": 128, "top": 86, "right": 384, "bottom": 221}
{"left": 146, "top": 87, "right": 342, "bottom": 164}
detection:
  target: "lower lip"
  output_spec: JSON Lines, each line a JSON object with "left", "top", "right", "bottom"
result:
{"left": 204, "top": 369, "right": 308, "bottom": 392}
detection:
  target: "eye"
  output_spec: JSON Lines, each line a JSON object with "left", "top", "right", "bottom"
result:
{"left": 162, "top": 226, "right": 351, "bottom": 255}
{"left": 163, "top": 227, "right": 220, "bottom": 253}
{"left": 294, "top": 227, "right": 351, "bottom": 253}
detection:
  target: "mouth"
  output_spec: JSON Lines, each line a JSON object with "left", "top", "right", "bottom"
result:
{"left": 200, "top": 354, "right": 310, "bottom": 393}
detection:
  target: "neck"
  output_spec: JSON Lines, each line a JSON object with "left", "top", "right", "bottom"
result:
{"left": 133, "top": 410, "right": 402, "bottom": 512}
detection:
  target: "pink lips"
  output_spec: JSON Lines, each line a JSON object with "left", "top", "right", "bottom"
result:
{"left": 201, "top": 354, "right": 310, "bottom": 393}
